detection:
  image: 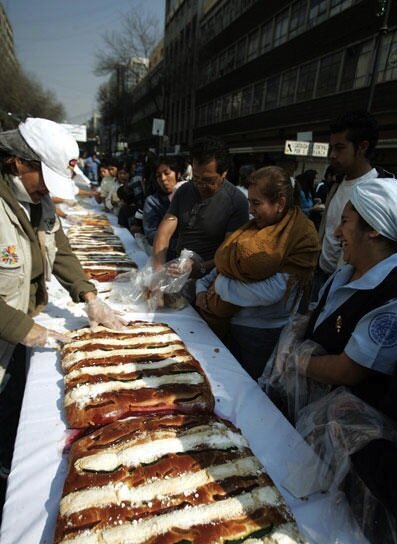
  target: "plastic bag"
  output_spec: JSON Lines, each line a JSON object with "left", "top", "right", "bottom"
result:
{"left": 295, "top": 387, "right": 397, "bottom": 543}
{"left": 110, "top": 249, "right": 194, "bottom": 311}
{"left": 259, "top": 313, "right": 329, "bottom": 423}
{"left": 134, "top": 233, "right": 153, "bottom": 256}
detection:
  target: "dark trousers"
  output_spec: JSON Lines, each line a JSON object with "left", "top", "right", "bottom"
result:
{"left": 229, "top": 324, "right": 282, "bottom": 380}
{"left": 0, "top": 344, "right": 27, "bottom": 523}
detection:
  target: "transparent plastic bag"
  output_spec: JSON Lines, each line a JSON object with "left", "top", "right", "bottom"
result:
{"left": 134, "top": 233, "right": 153, "bottom": 256}
{"left": 110, "top": 249, "right": 194, "bottom": 311}
{"left": 295, "top": 388, "right": 397, "bottom": 543}
{"left": 259, "top": 313, "right": 328, "bottom": 423}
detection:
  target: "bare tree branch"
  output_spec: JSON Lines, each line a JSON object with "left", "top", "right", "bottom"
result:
{"left": 93, "top": 2, "right": 160, "bottom": 77}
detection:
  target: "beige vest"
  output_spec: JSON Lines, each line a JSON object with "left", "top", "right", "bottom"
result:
{"left": 0, "top": 194, "right": 59, "bottom": 390}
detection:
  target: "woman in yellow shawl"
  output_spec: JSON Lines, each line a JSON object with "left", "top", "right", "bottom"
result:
{"left": 196, "top": 166, "right": 320, "bottom": 379}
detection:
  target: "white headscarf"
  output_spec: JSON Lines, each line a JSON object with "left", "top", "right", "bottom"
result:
{"left": 350, "top": 178, "right": 397, "bottom": 241}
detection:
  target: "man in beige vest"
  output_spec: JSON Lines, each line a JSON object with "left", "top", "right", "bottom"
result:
{"left": 0, "top": 118, "right": 125, "bottom": 496}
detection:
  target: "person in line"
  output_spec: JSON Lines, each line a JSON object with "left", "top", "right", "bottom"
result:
{"left": 267, "top": 177, "right": 397, "bottom": 421}
{"left": 314, "top": 165, "right": 339, "bottom": 204}
{"left": 275, "top": 178, "right": 397, "bottom": 542}
{"left": 152, "top": 136, "right": 249, "bottom": 279}
{"left": 117, "top": 184, "right": 142, "bottom": 235}
{"left": 196, "top": 166, "right": 320, "bottom": 379}
{"left": 95, "top": 159, "right": 119, "bottom": 212}
{"left": 317, "top": 111, "right": 382, "bottom": 288}
{"left": 0, "top": 118, "right": 125, "bottom": 497}
{"left": 295, "top": 169, "right": 317, "bottom": 215}
{"left": 84, "top": 152, "right": 100, "bottom": 183}
{"left": 143, "top": 156, "right": 184, "bottom": 259}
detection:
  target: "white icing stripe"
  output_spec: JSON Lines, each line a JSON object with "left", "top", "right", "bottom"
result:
{"left": 74, "top": 423, "right": 248, "bottom": 472}
{"left": 64, "top": 332, "right": 181, "bottom": 352}
{"left": 65, "top": 372, "right": 204, "bottom": 408}
{"left": 76, "top": 255, "right": 131, "bottom": 260}
{"left": 59, "top": 487, "right": 282, "bottom": 544}
{"left": 60, "top": 456, "right": 262, "bottom": 517}
{"left": 65, "top": 358, "right": 191, "bottom": 382}
{"left": 82, "top": 265, "right": 134, "bottom": 271}
{"left": 69, "top": 324, "right": 171, "bottom": 338}
{"left": 62, "top": 343, "right": 187, "bottom": 370}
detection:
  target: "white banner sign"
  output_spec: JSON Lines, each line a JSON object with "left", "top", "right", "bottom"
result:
{"left": 62, "top": 123, "right": 87, "bottom": 142}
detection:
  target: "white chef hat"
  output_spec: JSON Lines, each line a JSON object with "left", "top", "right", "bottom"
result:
{"left": 350, "top": 177, "right": 397, "bottom": 241}
{"left": 18, "top": 118, "right": 79, "bottom": 200}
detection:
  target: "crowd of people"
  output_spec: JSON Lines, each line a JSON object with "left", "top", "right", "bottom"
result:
{"left": 0, "top": 110, "right": 396, "bottom": 541}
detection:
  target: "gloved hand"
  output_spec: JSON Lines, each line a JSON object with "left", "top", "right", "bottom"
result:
{"left": 292, "top": 339, "right": 325, "bottom": 375}
{"left": 85, "top": 297, "right": 127, "bottom": 329}
{"left": 21, "top": 323, "right": 71, "bottom": 348}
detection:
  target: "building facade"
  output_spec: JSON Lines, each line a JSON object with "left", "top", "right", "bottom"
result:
{"left": 162, "top": 0, "right": 397, "bottom": 172}
{"left": 0, "top": 2, "right": 17, "bottom": 71}
{"left": 163, "top": 0, "right": 200, "bottom": 150}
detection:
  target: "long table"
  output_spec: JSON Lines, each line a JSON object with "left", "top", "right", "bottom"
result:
{"left": 0, "top": 224, "right": 368, "bottom": 544}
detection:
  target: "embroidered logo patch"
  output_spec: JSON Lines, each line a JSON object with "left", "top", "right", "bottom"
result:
{"left": 1, "top": 245, "right": 18, "bottom": 265}
{"left": 368, "top": 313, "right": 397, "bottom": 347}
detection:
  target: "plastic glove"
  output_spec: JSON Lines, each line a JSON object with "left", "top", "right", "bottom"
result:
{"left": 167, "top": 258, "right": 193, "bottom": 278}
{"left": 21, "top": 323, "right": 71, "bottom": 348}
{"left": 85, "top": 298, "right": 127, "bottom": 329}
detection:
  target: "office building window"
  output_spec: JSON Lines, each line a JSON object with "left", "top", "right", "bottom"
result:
{"left": 264, "top": 75, "right": 280, "bottom": 109}
{"left": 316, "top": 51, "right": 343, "bottom": 96}
{"left": 219, "top": 49, "right": 228, "bottom": 76}
{"left": 241, "top": 86, "right": 253, "bottom": 116}
{"left": 231, "top": 90, "right": 242, "bottom": 117}
{"left": 247, "top": 28, "right": 260, "bottom": 61}
{"left": 377, "top": 30, "right": 397, "bottom": 82}
{"left": 296, "top": 60, "right": 317, "bottom": 101}
{"left": 330, "top": 0, "right": 354, "bottom": 16}
{"left": 308, "top": 0, "right": 328, "bottom": 26}
{"left": 252, "top": 81, "right": 265, "bottom": 112}
{"left": 289, "top": 0, "right": 308, "bottom": 38}
{"left": 235, "top": 36, "right": 247, "bottom": 67}
{"left": 214, "top": 98, "right": 222, "bottom": 122}
{"left": 340, "top": 40, "right": 373, "bottom": 89}
{"left": 225, "top": 45, "right": 236, "bottom": 73}
{"left": 280, "top": 68, "right": 298, "bottom": 105}
{"left": 274, "top": 9, "right": 289, "bottom": 47}
{"left": 222, "top": 94, "right": 232, "bottom": 120}
{"left": 260, "top": 21, "right": 273, "bottom": 53}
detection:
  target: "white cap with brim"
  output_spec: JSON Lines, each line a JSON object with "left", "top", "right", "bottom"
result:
{"left": 18, "top": 117, "right": 79, "bottom": 200}
{"left": 350, "top": 178, "right": 397, "bottom": 242}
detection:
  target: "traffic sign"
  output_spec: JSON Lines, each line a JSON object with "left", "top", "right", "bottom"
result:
{"left": 284, "top": 140, "right": 310, "bottom": 156}
{"left": 312, "top": 142, "right": 329, "bottom": 157}
{"left": 284, "top": 140, "right": 329, "bottom": 157}
{"left": 152, "top": 118, "right": 165, "bottom": 136}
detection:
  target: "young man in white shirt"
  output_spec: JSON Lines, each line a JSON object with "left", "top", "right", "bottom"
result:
{"left": 313, "top": 111, "right": 393, "bottom": 298}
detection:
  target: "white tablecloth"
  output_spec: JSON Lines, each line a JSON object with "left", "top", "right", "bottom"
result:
{"left": 0, "top": 223, "right": 367, "bottom": 544}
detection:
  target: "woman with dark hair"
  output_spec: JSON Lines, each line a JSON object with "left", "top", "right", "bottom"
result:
{"left": 295, "top": 169, "right": 317, "bottom": 215}
{"left": 142, "top": 155, "right": 184, "bottom": 259}
{"left": 196, "top": 166, "right": 320, "bottom": 379}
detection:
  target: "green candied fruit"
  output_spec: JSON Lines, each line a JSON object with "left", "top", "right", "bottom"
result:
{"left": 226, "top": 525, "right": 274, "bottom": 543}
